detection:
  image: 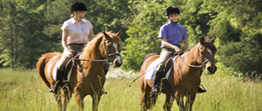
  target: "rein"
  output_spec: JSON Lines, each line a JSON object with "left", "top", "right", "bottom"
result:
{"left": 180, "top": 46, "right": 214, "bottom": 68}
{"left": 71, "top": 38, "right": 120, "bottom": 62}
{"left": 72, "top": 58, "right": 108, "bottom": 62}
{"left": 70, "top": 52, "right": 108, "bottom": 62}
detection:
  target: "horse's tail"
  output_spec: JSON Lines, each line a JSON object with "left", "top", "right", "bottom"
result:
{"left": 36, "top": 52, "right": 60, "bottom": 88}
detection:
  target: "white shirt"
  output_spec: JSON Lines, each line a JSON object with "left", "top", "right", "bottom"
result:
{"left": 61, "top": 18, "right": 93, "bottom": 44}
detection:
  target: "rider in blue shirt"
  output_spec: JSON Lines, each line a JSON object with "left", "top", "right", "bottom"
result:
{"left": 151, "top": 6, "right": 206, "bottom": 96}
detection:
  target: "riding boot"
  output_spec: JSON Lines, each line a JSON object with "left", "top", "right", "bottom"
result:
{"left": 49, "top": 69, "right": 63, "bottom": 93}
{"left": 198, "top": 69, "right": 206, "bottom": 93}
{"left": 198, "top": 86, "right": 207, "bottom": 93}
{"left": 104, "top": 70, "right": 108, "bottom": 75}
{"left": 102, "top": 69, "right": 108, "bottom": 94}
{"left": 151, "top": 71, "right": 163, "bottom": 95}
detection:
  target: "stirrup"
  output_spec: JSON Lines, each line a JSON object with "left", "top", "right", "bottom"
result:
{"left": 49, "top": 81, "right": 61, "bottom": 94}
{"left": 49, "top": 85, "right": 58, "bottom": 93}
{"left": 151, "top": 86, "right": 160, "bottom": 96}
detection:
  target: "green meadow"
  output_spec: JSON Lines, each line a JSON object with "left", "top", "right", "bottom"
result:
{"left": 0, "top": 68, "right": 261, "bottom": 111}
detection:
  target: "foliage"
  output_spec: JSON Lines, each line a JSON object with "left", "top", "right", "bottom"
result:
{"left": 0, "top": 0, "right": 261, "bottom": 76}
{"left": 122, "top": 0, "right": 165, "bottom": 70}
{"left": 205, "top": 0, "right": 262, "bottom": 75}
{"left": 0, "top": 0, "right": 131, "bottom": 69}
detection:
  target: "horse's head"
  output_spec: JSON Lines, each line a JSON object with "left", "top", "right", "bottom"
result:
{"left": 199, "top": 36, "right": 217, "bottom": 74}
{"left": 101, "top": 30, "right": 122, "bottom": 67}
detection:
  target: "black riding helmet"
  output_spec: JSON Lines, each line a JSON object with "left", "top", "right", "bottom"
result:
{"left": 71, "top": 2, "right": 88, "bottom": 13}
{"left": 165, "top": 6, "right": 180, "bottom": 16}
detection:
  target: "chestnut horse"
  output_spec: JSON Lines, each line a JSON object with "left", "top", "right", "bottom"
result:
{"left": 140, "top": 36, "right": 217, "bottom": 111}
{"left": 36, "top": 31, "right": 122, "bottom": 111}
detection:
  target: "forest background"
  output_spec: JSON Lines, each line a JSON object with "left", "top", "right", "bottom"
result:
{"left": 0, "top": 0, "right": 262, "bottom": 78}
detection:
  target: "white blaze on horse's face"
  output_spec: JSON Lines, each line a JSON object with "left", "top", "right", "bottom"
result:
{"left": 113, "top": 43, "right": 122, "bottom": 63}
{"left": 207, "top": 48, "right": 213, "bottom": 56}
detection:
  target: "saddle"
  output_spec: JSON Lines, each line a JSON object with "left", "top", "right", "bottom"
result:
{"left": 63, "top": 52, "right": 82, "bottom": 82}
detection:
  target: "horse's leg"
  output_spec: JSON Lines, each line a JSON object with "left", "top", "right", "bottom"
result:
{"left": 175, "top": 94, "right": 185, "bottom": 111}
{"left": 163, "top": 94, "right": 174, "bottom": 111}
{"left": 91, "top": 93, "right": 102, "bottom": 111}
{"left": 60, "top": 86, "right": 72, "bottom": 111}
{"left": 54, "top": 92, "right": 63, "bottom": 111}
{"left": 185, "top": 94, "right": 196, "bottom": 111}
{"left": 74, "top": 87, "right": 84, "bottom": 111}
{"left": 140, "top": 87, "right": 147, "bottom": 111}
{"left": 140, "top": 83, "right": 152, "bottom": 111}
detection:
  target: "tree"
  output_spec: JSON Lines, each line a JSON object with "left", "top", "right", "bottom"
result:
{"left": 122, "top": 0, "right": 166, "bottom": 70}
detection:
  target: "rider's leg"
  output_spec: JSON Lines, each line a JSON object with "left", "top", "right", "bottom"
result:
{"left": 151, "top": 47, "right": 174, "bottom": 95}
{"left": 49, "top": 50, "right": 70, "bottom": 93}
{"left": 104, "top": 61, "right": 110, "bottom": 75}
{"left": 101, "top": 61, "right": 110, "bottom": 94}
{"left": 198, "top": 69, "right": 206, "bottom": 93}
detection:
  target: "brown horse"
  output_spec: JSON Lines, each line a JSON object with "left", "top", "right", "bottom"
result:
{"left": 36, "top": 31, "right": 122, "bottom": 111}
{"left": 140, "top": 36, "right": 217, "bottom": 111}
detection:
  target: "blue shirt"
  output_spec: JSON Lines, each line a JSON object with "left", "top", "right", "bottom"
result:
{"left": 158, "top": 21, "right": 188, "bottom": 48}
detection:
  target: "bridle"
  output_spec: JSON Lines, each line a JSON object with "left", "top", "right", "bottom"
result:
{"left": 103, "top": 39, "right": 121, "bottom": 60}
{"left": 180, "top": 46, "right": 214, "bottom": 68}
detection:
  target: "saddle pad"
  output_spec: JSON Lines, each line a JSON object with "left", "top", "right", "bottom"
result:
{"left": 145, "top": 58, "right": 160, "bottom": 80}
{"left": 145, "top": 56, "right": 177, "bottom": 80}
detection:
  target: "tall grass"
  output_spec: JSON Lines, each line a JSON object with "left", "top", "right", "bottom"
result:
{"left": 0, "top": 68, "right": 261, "bottom": 111}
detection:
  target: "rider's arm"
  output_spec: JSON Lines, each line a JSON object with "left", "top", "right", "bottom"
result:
{"left": 183, "top": 39, "right": 189, "bottom": 51}
{"left": 161, "top": 38, "right": 183, "bottom": 54}
{"left": 62, "top": 29, "right": 73, "bottom": 57}
{"left": 88, "top": 28, "right": 95, "bottom": 41}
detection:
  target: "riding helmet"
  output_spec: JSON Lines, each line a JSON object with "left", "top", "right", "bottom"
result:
{"left": 165, "top": 6, "right": 180, "bottom": 16}
{"left": 71, "top": 2, "right": 88, "bottom": 13}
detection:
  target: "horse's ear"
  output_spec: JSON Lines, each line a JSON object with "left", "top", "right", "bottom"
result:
{"left": 200, "top": 37, "right": 205, "bottom": 45}
{"left": 117, "top": 30, "right": 122, "bottom": 36}
{"left": 102, "top": 30, "right": 110, "bottom": 39}
{"left": 210, "top": 36, "right": 216, "bottom": 44}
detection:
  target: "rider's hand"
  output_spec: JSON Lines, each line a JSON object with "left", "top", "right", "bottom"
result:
{"left": 67, "top": 52, "right": 73, "bottom": 58}
{"left": 176, "top": 49, "right": 183, "bottom": 55}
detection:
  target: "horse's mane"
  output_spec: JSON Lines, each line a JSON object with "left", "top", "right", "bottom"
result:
{"left": 80, "top": 31, "right": 121, "bottom": 67}
{"left": 182, "top": 36, "right": 214, "bottom": 58}
{"left": 81, "top": 33, "right": 104, "bottom": 60}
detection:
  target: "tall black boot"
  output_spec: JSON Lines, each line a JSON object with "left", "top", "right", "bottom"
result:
{"left": 49, "top": 70, "right": 63, "bottom": 94}
{"left": 151, "top": 71, "right": 163, "bottom": 95}
{"left": 198, "top": 88, "right": 206, "bottom": 93}
{"left": 197, "top": 84, "right": 206, "bottom": 93}
{"left": 198, "top": 69, "right": 206, "bottom": 93}
{"left": 104, "top": 70, "right": 108, "bottom": 75}
{"left": 102, "top": 69, "right": 108, "bottom": 94}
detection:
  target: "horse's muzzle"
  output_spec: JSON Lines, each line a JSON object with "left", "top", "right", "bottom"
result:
{"left": 206, "top": 65, "right": 217, "bottom": 74}
{"left": 113, "top": 59, "right": 122, "bottom": 67}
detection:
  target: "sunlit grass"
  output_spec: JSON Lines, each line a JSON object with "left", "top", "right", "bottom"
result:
{"left": 0, "top": 68, "right": 261, "bottom": 111}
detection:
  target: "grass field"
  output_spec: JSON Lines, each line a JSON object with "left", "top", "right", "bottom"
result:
{"left": 0, "top": 67, "right": 262, "bottom": 111}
